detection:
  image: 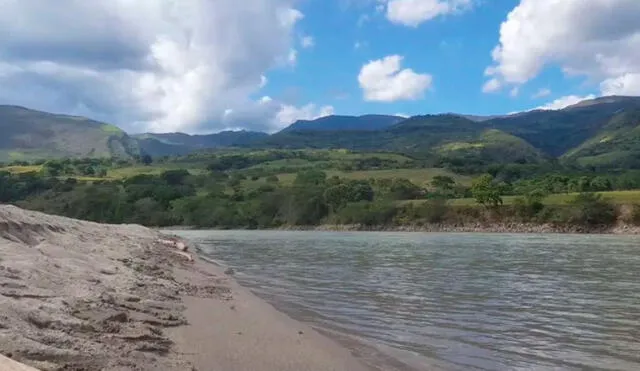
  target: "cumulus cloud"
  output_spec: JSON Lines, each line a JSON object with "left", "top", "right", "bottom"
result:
{"left": 532, "top": 88, "right": 551, "bottom": 99}
{"left": 300, "top": 36, "right": 315, "bottom": 49}
{"left": 358, "top": 55, "right": 432, "bottom": 102}
{"left": 536, "top": 94, "right": 597, "bottom": 111}
{"left": 484, "top": 0, "right": 640, "bottom": 97}
{"left": 380, "top": 0, "right": 474, "bottom": 27}
{"left": 0, "top": 0, "right": 326, "bottom": 134}
{"left": 219, "top": 95, "right": 334, "bottom": 131}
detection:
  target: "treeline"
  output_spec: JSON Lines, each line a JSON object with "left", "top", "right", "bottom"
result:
{"left": 2, "top": 168, "right": 638, "bottom": 230}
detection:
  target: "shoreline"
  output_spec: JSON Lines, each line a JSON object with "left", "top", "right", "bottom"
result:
{"left": 161, "top": 222, "right": 640, "bottom": 235}
{"left": 0, "top": 205, "right": 380, "bottom": 371}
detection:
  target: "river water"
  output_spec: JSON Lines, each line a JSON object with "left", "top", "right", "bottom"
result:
{"left": 175, "top": 230, "right": 640, "bottom": 371}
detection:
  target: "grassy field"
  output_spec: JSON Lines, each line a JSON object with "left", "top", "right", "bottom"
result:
{"left": 409, "top": 190, "right": 640, "bottom": 206}
{"left": 107, "top": 166, "right": 206, "bottom": 179}
{"left": 275, "top": 168, "right": 472, "bottom": 186}
{"left": 0, "top": 165, "right": 43, "bottom": 174}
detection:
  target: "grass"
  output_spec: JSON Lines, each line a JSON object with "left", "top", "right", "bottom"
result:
{"left": 276, "top": 168, "right": 472, "bottom": 186}
{"left": 407, "top": 190, "right": 640, "bottom": 206}
{"left": 101, "top": 124, "right": 124, "bottom": 134}
{"left": 108, "top": 165, "right": 206, "bottom": 179}
{"left": 0, "top": 165, "right": 43, "bottom": 174}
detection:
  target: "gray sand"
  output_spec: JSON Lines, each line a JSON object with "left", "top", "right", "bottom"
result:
{"left": 0, "top": 205, "right": 374, "bottom": 370}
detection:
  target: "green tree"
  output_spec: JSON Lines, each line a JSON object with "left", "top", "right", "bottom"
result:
{"left": 471, "top": 174, "right": 503, "bottom": 208}
{"left": 431, "top": 175, "right": 456, "bottom": 192}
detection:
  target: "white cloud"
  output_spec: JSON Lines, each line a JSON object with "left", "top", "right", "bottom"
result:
{"left": 358, "top": 55, "right": 432, "bottom": 102}
{"left": 532, "top": 88, "right": 551, "bottom": 99}
{"left": 259, "top": 75, "right": 268, "bottom": 89}
{"left": 0, "top": 0, "right": 318, "bottom": 134}
{"left": 601, "top": 73, "right": 640, "bottom": 96}
{"left": 287, "top": 49, "right": 298, "bottom": 65}
{"left": 221, "top": 96, "right": 334, "bottom": 132}
{"left": 509, "top": 86, "right": 520, "bottom": 97}
{"left": 484, "top": 0, "right": 640, "bottom": 97}
{"left": 381, "top": 0, "right": 473, "bottom": 27}
{"left": 536, "top": 94, "right": 596, "bottom": 111}
{"left": 275, "top": 103, "right": 335, "bottom": 126}
{"left": 301, "top": 35, "right": 315, "bottom": 49}
{"left": 482, "top": 78, "right": 501, "bottom": 93}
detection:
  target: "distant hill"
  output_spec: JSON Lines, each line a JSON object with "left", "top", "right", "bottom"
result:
{"left": 0, "top": 106, "right": 140, "bottom": 161}
{"left": 280, "top": 115, "right": 404, "bottom": 132}
{"left": 134, "top": 131, "right": 268, "bottom": 157}
{"left": 3, "top": 96, "right": 640, "bottom": 169}
{"left": 256, "top": 114, "right": 546, "bottom": 166}
{"left": 562, "top": 108, "right": 640, "bottom": 168}
{"left": 487, "top": 95, "right": 640, "bottom": 156}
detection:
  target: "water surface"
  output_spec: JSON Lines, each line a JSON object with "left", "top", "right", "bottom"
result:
{"left": 176, "top": 230, "right": 640, "bottom": 371}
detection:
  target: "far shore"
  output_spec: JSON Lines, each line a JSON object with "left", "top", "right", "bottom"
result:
{"left": 160, "top": 222, "right": 640, "bottom": 235}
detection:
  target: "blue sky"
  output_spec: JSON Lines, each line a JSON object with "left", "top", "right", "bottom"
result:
{"left": 0, "top": 0, "right": 638, "bottom": 133}
{"left": 264, "top": 0, "right": 600, "bottom": 118}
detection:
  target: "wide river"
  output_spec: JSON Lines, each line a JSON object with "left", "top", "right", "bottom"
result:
{"left": 175, "top": 230, "right": 640, "bottom": 371}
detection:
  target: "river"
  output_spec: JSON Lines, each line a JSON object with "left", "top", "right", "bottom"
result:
{"left": 175, "top": 230, "right": 640, "bottom": 371}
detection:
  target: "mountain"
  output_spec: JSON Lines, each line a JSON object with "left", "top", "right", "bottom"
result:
{"left": 562, "top": 108, "right": 640, "bottom": 168}
{"left": 0, "top": 105, "right": 140, "bottom": 162}
{"left": 280, "top": 114, "right": 404, "bottom": 132}
{"left": 487, "top": 95, "right": 640, "bottom": 156}
{"left": 134, "top": 131, "right": 268, "bottom": 157}
{"left": 2, "top": 96, "right": 640, "bottom": 170}
{"left": 256, "top": 114, "right": 546, "bottom": 166}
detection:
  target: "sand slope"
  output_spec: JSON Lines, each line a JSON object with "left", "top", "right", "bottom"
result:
{"left": 0, "top": 205, "right": 374, "bottom": 370}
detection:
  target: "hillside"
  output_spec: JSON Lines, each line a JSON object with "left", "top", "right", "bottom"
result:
{"left": 0, "top": 105, "right": 140, "bottom": 161}
{"left": 562, "top": 108, "right": 640, "bottom": 168}
{"left": 281, "top": 114, "right": 404, "bottom": 132}
{"left": 135, "top": 131, "right": 268, "bottom": 157}
{"left": 258, "top": 114, "right": 545, "bottom": 167}
{"left": 2, "top": 96, "right": 640, "bottom": 170}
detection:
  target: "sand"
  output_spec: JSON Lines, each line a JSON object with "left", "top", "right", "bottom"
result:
{"left": 0, "top": 205, "right": 375, "bottom": 370}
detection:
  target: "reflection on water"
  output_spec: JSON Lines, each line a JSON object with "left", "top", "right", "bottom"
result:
{"left": 176, "top": 230, "right": 640, "bottom": 371}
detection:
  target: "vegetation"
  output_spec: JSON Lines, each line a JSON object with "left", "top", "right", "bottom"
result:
{"left": 2, "top": 95, "right": 640, "bottom": 231}
{"left": 2, "top": 147, "right": 640, "bottom": 231}
{"left": 3, "top": 96, "right": 640, "bottom": 174}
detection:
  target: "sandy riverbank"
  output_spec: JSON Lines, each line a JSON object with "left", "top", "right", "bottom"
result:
{"left": 0, "top": 205, "right": 376, "bottom": 370}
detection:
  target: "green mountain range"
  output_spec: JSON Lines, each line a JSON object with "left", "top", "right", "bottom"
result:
{"left": 2, "top": 96, "right": 640, "bottom": 169}
{"left": 0, "top": 106, "right": 140, "bottom": 161}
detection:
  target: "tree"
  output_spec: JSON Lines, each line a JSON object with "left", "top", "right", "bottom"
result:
{"left": 471, "top": 174, "right": 503, "bottom": 208}
{"left": 161, "top": 169, "right": 190, "bottom": 185}
{"left": 431, "top": 175, "right": 456, "bottom": 191}
{"left": 141, "top": 154, "right": 153, "bottom": 166}
{"left": 294, "top": 170, "right": 327, "bottom": 186}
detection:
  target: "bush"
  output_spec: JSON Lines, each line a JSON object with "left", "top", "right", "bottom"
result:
{"left": 332, "top": 201, "right": 397, "bottom": 226}
{"left": 627, "top": 204, "right": 640, "bottom": 226}
{"left": 398, "top": 199, "right": 449, "bottom": 224}
{"left": 513, "top": 190, "right": 546, "bottom": 221}
{"left": 567, "top": 193, "right": 617, "bottom": 226}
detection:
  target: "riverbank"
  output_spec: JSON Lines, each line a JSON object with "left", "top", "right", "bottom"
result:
{"left": 0, "top": 205, "right": 375, "bottom": 370}
{"left": 162, "top": 222, "right": 640, "bottom": 235}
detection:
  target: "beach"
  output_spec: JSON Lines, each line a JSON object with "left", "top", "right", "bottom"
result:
{"left": 0, "top": 205, "right": 375, "bottom": 370}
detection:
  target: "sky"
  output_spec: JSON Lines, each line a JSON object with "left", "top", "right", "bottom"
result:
{"left": 0, "top": 0, "right": 639, "bottom": 134}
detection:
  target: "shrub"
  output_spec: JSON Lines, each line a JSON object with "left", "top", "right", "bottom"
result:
{"left": 627, "top": 204, "right": 640, "bottom": 226}
{"left": 567, "top": 193, "right": 617, "bottom": 226}
{"left": 398, "top": 199, "right": 449, "bottom": 224}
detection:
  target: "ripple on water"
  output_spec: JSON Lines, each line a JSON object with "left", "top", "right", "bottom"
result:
{"left": 174, "top": 230, "right": 640, "bottom": 371}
